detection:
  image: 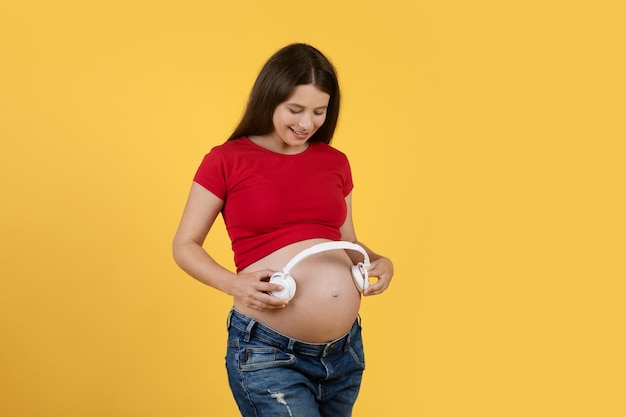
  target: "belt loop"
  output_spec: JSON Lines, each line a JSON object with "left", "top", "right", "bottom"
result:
{"left": 287, "top": 338, "right": 296, "bottom": 352}
{"left": 244, "top": 318, "right": 256, "bottom": 342}
{"left": 226, "top": 309, "right": 233, "bottom": 330}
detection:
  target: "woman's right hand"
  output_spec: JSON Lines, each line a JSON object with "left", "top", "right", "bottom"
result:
{"left": 232, "top": 269, "right": 290, "bottom": 311}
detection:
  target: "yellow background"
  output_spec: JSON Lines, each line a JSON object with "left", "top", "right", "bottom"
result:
{"left": 1, "top": 0, "right": 624, "bottom": 416}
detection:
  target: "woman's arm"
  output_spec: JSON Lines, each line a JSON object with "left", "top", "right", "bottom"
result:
{"left": 340, "top": 193, "right": 394, "bottom": 295}
{"left": 172, "top": 182, "right": 288, "bottom": 310}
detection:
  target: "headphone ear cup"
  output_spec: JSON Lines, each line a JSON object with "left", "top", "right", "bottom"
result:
{"left": 269, "top": 273, "right": 296, "bottom": 300}
{"left": 351, "top": 262, "right": 369, "bottom": 293}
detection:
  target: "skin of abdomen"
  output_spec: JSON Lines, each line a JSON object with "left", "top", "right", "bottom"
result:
{"left": 236, "top": 238, "right": 362, "bottom": 342}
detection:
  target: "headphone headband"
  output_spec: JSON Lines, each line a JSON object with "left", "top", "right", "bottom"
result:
{"left": 283, "top": 241, "right": 370, "bottom": 274}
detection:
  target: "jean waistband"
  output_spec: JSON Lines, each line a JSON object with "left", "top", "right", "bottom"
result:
{"left": 227, "top": 308, "right": 360, "bottom": 358}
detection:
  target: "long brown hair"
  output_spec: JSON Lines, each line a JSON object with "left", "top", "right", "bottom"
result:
{"left": 228, "top": 43, "right": 340, "bottom": 144}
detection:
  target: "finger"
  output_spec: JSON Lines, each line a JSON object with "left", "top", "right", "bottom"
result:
{"left": 366, "top": 262, "right": 386, "bottom": 278}
{"left": 256, "top": 280, "right": 285, "bottom": 292}
{"left": 367, "top": 264, "right": 391, "bottom": 279}
{"left": 363, "top": 277, "right": 389, "bottom": 295}
{"left": 258, "top": 294, "right": 289, "bottom": 310}
{"left": 256, "top": 269, "right": 278, "bottom": 281}
{"left": 246, "top": 297, "right": 284, "bottom": 311}
{"left": 363, "top": 285, "right": 382, "bottom": 296}
{"left": 264, "top": 302, "right": 288, "bottom": 310}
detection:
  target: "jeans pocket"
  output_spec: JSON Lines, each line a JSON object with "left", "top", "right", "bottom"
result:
{"left": 239, "top": 346, "right": 296, "bottom": 372}
{"left": 347, "top": 326, "right": 366, "bottom": 369}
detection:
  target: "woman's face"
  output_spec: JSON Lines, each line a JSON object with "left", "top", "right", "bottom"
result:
{"left": 269, "top": 84, "right": 330, "bottom": 152}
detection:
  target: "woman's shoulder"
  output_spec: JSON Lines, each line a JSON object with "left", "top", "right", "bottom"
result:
{"left": 212, "top": 136, "right": 249, "bottom": 150}
{"left": 310, "top": 141, "right": 347, "bottom": 156}
{"left": 309, "top": 142, "right": 351, "bottom": 165}
{"left": 204, "top": 137, "right": 255, "bottom": 157}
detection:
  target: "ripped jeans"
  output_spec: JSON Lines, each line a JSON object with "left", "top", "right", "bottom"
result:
{"left": 225, "top": 308, "right": 365, "bottom": 417}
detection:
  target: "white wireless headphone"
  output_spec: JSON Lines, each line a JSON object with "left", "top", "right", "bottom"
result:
{"left": 269, "top": 241, "right": 370, "bottom": 300}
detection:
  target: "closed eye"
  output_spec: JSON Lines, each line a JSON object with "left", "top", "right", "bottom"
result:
{"left": 288, "top": 109, "right": 325, "bottom": 116}
{"left": 287, "top": 105, "right": 327, "bottom": 115}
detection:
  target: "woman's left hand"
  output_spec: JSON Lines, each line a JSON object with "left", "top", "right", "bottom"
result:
{"left": 363, "top": 256, "right": 394, "bottom": 296}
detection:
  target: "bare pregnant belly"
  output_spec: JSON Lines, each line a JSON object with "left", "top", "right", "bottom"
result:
{"left": 235, "top": 239, "right": 362, "bottom": 342}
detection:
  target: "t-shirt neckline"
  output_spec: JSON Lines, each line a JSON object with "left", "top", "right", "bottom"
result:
{"left": 244, "top": 136, "right": 314, "bottom": 156}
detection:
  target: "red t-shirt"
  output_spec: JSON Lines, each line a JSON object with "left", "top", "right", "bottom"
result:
{"left": 194, "top": 137, "right": 354, "bottom": 271}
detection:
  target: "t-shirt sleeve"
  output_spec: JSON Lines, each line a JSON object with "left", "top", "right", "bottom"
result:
{"left": 193, "top": 147, "right": 227, "bottom": 199}
{"left": 343, "top": 155, "right": 354, "bottom": 197}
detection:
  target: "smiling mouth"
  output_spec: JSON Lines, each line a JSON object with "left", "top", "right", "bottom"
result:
{"left": 290, "top": 127, "right": 309, "bottom": 138}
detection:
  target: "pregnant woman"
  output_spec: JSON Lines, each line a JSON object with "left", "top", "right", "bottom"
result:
{"left": 173, "top": 43, "right": 394, "bottom": 417}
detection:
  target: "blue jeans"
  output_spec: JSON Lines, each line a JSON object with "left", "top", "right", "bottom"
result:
{"left": 225, "top": 308, "right": 366, "bottom": 417}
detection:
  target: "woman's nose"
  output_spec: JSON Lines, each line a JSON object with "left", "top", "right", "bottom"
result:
{"left": 298, "top": 113, "right": 313, "bottom": 129}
